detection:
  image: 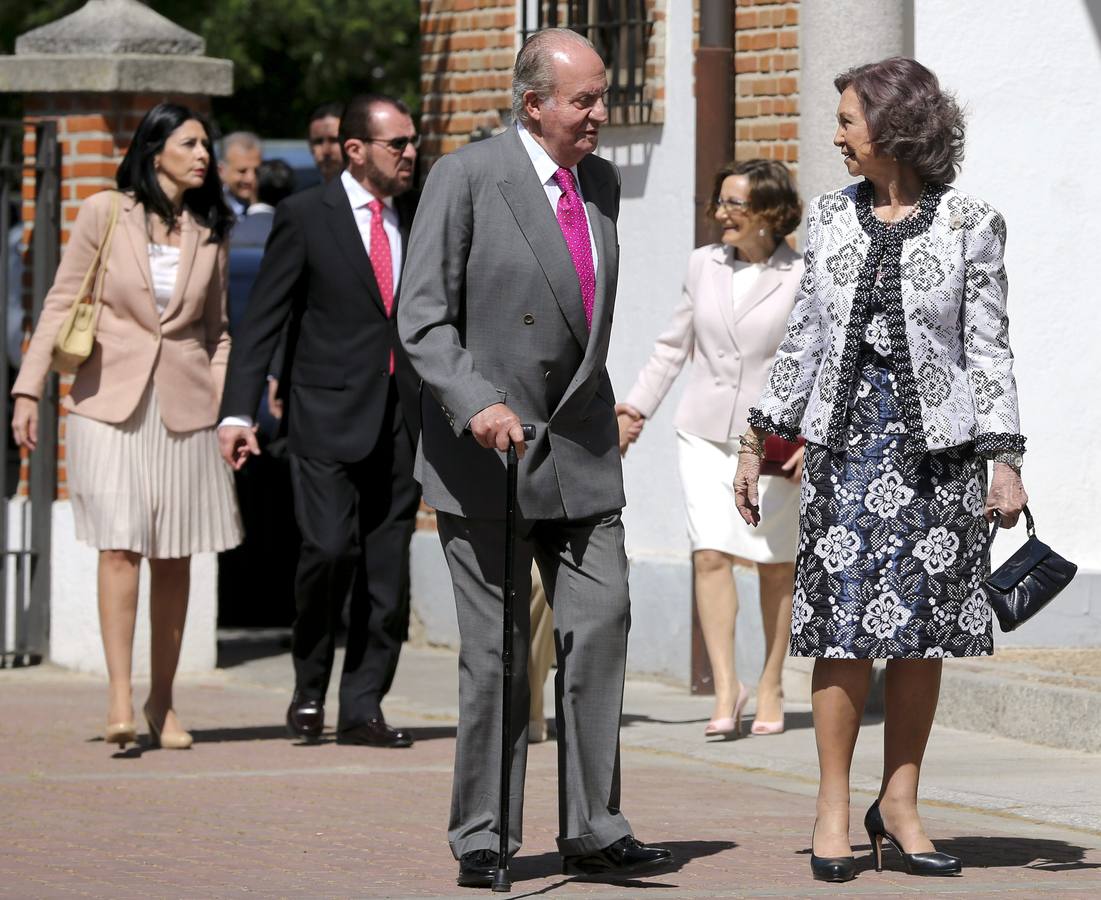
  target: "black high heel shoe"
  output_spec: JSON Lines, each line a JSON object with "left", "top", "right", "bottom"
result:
{"left": 864, "top": 800, "right": 961, "bottom": 876}
{"left": 810, "top": 824, "right": 856, "bottom": 883}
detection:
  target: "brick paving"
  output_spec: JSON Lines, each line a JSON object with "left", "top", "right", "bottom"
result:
{"left": 1, "top": 652, "right": 1100, "bottom": 898}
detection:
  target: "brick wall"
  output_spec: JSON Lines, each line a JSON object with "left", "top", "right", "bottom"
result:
{"left": 18, "top": 92, "right": 211, "bottom": 498}
{"left": 733, "top": 0, "right": 799, "bottom": 171}
{"left": 419, "top": 1, "right": 669, "bottom": 171}
{"left": 419, "top": 1, "right": 517, "bottom": 169}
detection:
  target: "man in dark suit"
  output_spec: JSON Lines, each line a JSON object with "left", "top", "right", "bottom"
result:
{"left": 219, "top": 94, "right": 421, "bottom": 749}
{"left": 399, "top": 29, "right": 672, "bottom": 885}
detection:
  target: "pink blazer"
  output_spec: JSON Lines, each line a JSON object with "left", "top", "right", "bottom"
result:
{"left": 13, "top": 190, "right": 230, "bottom": 432}
{"left": 626, "top": 242, "right": 804, "bottom": 442}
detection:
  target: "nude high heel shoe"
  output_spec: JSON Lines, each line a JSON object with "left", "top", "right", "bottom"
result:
{"left": 143, "top": 705, "right": 193, "bottom": 750}
{"left": 105, "top": 721, "right": 138, "bottom": 750}
{"left": 751, "top": 698, "right": 785, "bottom": 735}
{"left": 704, "top": 682, "right": 750, "bottom": 739}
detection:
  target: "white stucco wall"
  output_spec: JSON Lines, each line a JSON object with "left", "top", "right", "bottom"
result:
{"left": 914, "top": 0, "right": 1101, "bottom": 632}
{"left": 39, "top": 500, "right": 217, "bottom": 676}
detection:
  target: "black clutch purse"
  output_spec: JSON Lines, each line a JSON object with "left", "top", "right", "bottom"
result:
{"left": 984, "top": 505, "right": 1077, "bottom": 632}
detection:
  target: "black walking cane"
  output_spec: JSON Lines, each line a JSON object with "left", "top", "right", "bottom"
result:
{"left": 492, "top": 423, "right": 536, "bottom": 893}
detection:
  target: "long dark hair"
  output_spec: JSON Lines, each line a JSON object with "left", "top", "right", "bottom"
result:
{"left": 116, "top": 103, "right": 234, "bottom": 243}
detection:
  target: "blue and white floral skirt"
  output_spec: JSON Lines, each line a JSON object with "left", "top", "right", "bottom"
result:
{"left": 790, "top": 350, "right": 993, "bottom": 659}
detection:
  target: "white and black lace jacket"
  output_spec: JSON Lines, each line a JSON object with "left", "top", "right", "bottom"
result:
{"left": 749, "top": 181, "right": 1025, "bottom": 456}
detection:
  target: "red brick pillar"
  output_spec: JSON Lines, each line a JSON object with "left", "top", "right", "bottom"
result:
{"left": 0, "top": 0, "right": 232, "bottom": 498}
{"left": 734, "top": 0, "right": 800, "bottom": 170}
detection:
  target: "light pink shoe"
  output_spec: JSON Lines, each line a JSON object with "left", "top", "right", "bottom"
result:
{"left": 750, "top": 699, "right": 785, "bottom": 735}
{"left": 704, "top": 682, "right": 750, "bottom": 739}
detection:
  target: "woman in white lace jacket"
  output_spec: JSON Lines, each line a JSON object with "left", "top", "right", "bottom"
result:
{"left": 734, "top": 58, "right": 1027, "bottom": 884}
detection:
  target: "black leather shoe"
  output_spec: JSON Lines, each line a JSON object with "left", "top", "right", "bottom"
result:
{"left": 563, "top": 835, "right": 674, "bottom": 879}
{"left": 865, "top": 800, "right": 961, "bottom": 875}
{"left": 811, "top": 853, "right": 857, "bottom": 882}
{"left": 456, "top": 849, "right": 498, "bottom": 888}
{"left": 336, "top": 717, "right": 414, "bottom": 748}
{"left": 285, "top": 695, "right": 324, "bottom": 741}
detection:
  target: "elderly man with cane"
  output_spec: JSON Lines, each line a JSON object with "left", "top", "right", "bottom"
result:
{"left": 399, "top": 27, "right": 673, "bottom": 889}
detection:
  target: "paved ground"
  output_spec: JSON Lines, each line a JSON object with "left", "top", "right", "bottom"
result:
{"left": 1, "top": 636, "right": 1100, "bottom": 898}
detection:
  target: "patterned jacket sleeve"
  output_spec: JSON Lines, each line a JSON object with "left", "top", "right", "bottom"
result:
{"left": 747, "top": 199, "right": 826, "bottom": 441}
{"left": 961, "top": 204, "right": 1025, "bottom": 455}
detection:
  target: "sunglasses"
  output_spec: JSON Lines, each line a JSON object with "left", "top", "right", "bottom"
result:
{"left": 365, "top": 135, "right": 420, "bottom": 153}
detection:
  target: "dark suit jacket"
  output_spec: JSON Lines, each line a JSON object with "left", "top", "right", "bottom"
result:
{"left": 398, "top": 127, "right": 622, "bottom": 520}
{"left": 220, "top": 176, "right": 420, "bottom": 461}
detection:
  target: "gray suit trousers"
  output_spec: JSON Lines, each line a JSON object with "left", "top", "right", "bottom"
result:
{"left": 437, "top": 510, "right": 634, "bottom": 858}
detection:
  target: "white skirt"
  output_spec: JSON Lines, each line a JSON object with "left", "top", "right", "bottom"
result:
{"left": 676, "top": 429, "right": 799, "bottom": 563}
{"left": 66, "top": 385, "right": 243, "bottom": 559}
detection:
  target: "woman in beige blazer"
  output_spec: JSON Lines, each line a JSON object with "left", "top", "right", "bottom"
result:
{"left": 11, "top": 103, "right": 242, "bottom": 751}
{"left": 619, "top": 159, "right": 804, "bottom": 739}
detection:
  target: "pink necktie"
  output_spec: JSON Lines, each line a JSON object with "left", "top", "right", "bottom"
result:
{"left": 552, "top": 167, "right": 595, "bottom": 330}
{"left": 367, "top": 199, "right": 395, "bottom": 374}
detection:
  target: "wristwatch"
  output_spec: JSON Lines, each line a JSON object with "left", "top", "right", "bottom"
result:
{"left": 992, "top": 451, "right": 1023, "bottom": 473}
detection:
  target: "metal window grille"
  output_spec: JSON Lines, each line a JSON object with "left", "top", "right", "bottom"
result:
{"left": 520, "top": 1, "right": 655, "bottom": 126}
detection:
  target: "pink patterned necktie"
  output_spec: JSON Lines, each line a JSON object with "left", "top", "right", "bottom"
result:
{"left": 367, "top": 198, "right": 395, "bottom": 373}
{"left": 552, "top": 167, "right": 595, "bottom": 330}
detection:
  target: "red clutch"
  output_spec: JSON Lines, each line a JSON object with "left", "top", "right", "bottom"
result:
{"left": 760, "top": 434, "right": 806, "bottom": 478}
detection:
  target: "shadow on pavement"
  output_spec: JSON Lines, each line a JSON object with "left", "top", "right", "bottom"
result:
{"left": 508, "top": 839, "right": 737, "bottom": 893}
{"left": 216, "top": 629, "right": 293, "bottom": 668}
{"left": 934, "top": 836, "right": 1101, "bottom": 872}
{"left": 185, "top": 723, "right": 458, "bottom": 744}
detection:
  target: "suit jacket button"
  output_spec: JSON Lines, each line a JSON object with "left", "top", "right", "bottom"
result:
{"left": 523, "top": 314, "right": 535, "bottom": 325}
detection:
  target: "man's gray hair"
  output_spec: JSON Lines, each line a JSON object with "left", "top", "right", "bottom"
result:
{"left": 221, "top": 131, "right": 262, "bottom": 155}
{"left": 512, "top": 28, "right": 597, "bottom": 124}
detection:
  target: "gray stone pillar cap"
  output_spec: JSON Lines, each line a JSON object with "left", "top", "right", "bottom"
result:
{"left": 0, "top": 0, "right": 233, "bottom": 96}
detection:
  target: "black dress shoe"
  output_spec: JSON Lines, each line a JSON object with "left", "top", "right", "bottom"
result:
{"left": 810, "top": 852, "right": 857, "bottom": 882}
{"left": 865, "top": 800, "right": 962, "bottom": 876}
{"left": 456, "top": 849, "right": 498, "bottom": 888}
{"left": 285, "top": 695, "right": 324, "bottom": 741}
{"left": 336, "top": 717, "right": 414, "bottom": 748}
{"left": 562, "top": 835, "right": 673, "bottom": 878}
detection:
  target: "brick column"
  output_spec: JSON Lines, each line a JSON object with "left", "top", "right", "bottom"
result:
{"left": 0, "top": 0, "right": 233, "bottom": 676}
{"left": 734, "top": 0, "right": 800, "bottom": 171}
{"left": 419, "top": 1, "right": 517, "bottom": 171}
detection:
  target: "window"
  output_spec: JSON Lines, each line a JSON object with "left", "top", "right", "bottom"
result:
{"left": 520, "top": 1, "right": 656, "bottom": 125}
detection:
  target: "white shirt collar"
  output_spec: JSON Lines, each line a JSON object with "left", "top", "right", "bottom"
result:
{"left": 340, "top": 170, "right": 394, "bottom": 210}
{"left": 516, "top": 121, "right": 580, "bottom": 189}
{"left": 245, "top": 202, "right": 275, "bottom": 215}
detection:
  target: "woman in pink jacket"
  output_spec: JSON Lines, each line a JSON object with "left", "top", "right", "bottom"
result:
{"left": 11, "top": 104, "right": 242, "bottom": 751}
{"left": 619, "top": 159, "right": 803, "bottom": 739}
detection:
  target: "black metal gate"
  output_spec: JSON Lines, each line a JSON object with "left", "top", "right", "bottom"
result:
{"left": 1, "top": 119, "right": 60, "bottom": 667}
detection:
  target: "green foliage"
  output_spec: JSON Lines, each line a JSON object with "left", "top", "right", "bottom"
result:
{"left": 0, "top": 0, "right": 420, "bottom": 137}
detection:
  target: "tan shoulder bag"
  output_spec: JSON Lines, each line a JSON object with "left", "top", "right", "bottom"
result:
{"left": 51, "top": 190, "right": 122, "bottom": 373}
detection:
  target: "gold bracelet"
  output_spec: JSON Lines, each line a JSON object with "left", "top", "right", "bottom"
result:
{"left": 738, "top": 434, "right": 764, "bottom": 457}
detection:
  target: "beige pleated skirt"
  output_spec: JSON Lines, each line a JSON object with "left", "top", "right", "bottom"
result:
{"left": 66, "top": 385, "right": 243, "bottom": 559}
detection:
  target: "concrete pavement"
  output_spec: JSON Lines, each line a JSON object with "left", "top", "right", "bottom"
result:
{"left": 1, "top": 634, "right": 1099, "bottom": 898}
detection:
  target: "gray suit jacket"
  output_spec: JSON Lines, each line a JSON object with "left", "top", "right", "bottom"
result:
{"left": 398, "top": 127, "right": 624, "bottom": 520}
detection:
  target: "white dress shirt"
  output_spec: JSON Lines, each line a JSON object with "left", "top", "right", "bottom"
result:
{"left": 516, "top": 122, "right": 599, "bottom": 273}
{"left": 340, "top": 170, "right": 403, "bottom": 292}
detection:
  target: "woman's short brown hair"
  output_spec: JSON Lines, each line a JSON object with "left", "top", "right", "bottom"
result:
{"left": 834, "top": 57, "right": 965, "bottom": 184}
{"left": 706, "top": 159, "right": 802, "bottom": 242}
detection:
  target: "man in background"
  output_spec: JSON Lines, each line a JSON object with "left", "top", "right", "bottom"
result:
{"left": 219, "top": 95, "right": 422, "bottom": 750}
{"left": 308, "top": 102, "right": 344, "bottom": 183}
{"left": 219, "top": 131, "right": 263, "bottom": 217}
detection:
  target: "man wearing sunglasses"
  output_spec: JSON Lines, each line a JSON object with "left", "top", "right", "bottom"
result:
{"left": 219, "top": 94, "right": 422, "bottom": 750}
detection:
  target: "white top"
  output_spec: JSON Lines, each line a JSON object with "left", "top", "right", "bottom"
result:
{"left": 148, "top": 244, "right": 180, "bottom": 316}
{"left": 515, "top": 121, "right": 599, "bottom": 273}
{"left": 730, "top": 258, "right": 765, "bottom": 312}
{"left": 340, "top": 170, "right": 402, "bottom": 290}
